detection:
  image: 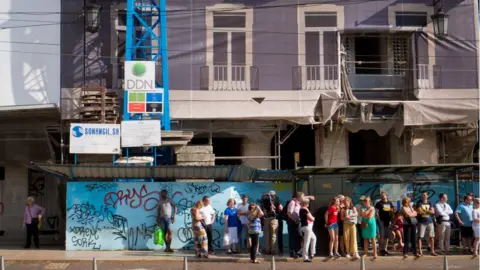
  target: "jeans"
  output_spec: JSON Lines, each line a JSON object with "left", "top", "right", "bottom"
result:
{"left": 263, "top": 218, "right": 279, "bottom": 254}
{"left": 287, "top": 219, "right": 301, "bottom": 254}
{"left": 25, "top": 219, "right": 39, "bottom": 248}
{"left": 205, "top": 224, "right": 214, "bottom": 252}
{"left": 250, "top": 234, "right": 259, "bottom": 261}
{"left": 403, "top": 225, "right": 417, "bottom": 255}
{"left": 301, "top": 224, "right": 316, "bottom": 260}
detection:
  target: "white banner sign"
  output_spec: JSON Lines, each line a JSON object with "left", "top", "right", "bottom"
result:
{"left": 124, "top": 61, "right": 156, "bottom": 91}
{"left": 121, "top": 120, "right": 161, "bottom": 147}
{"left": 69, "top": 124, "right": 121, "bottom": 154}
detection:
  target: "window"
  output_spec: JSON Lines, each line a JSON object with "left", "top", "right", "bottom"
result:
{"left": 304, "top": 12, "right": 337, "bottom": 27}
{"left": 395, "top": 12, "right": 427, "bottom": 27}
{"left": 206, "top": 6, "right": 253, "bottom": 90}
{"left": 213, "top": 12, "right": 246, "bottom": 28}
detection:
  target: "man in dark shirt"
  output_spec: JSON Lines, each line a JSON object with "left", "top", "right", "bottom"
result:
{"left": 261, "top": 191, "right": 279, "bottom": 255}
{"left": 416, "top": 192, "right": 437, "bottom": 256}
{"left": 375, "top": 191, "right": 394, "bottom": 256}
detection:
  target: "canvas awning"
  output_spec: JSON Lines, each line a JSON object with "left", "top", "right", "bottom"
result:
{"left": 293, "top": 163, "right": 479, "bottom": 176}
{"left": 170, "top": 90, "right": 340, "bottom": 125}
{"left": 33, "top": 163, "right": 295, "bottom": 182}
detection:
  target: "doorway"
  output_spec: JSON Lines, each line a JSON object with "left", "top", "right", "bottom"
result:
{"left": 271, "top": 125, "right": 316, "bottom": 170}
{"left": 348, "top": 130, "right": 391, "bottom": 165}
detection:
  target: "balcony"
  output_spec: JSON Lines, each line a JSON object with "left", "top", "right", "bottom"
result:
{"left": 200, "top": 65, "right": 259, "bottom": 91}
{"left": 347, "top": 74, "right": 405, "bottom": 91}
{"left": 292, "top": 65, "right": 339, "bottom": 90}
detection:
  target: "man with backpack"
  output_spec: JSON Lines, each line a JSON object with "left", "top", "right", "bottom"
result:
{"left": 261, "top": 191, "right": 279, "bottom": 255}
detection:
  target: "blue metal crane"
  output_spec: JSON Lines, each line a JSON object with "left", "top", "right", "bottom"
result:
{"left": 123, "top": 0, "right": 170, "bottom": 131}
{"left": 121, "top": 0, "right": 172, "bottom": 168}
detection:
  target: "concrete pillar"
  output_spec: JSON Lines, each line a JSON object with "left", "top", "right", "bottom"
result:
{"left": 321, "top": 129, "right": 349, "bottom": 166}
{"left": 411, "top": 130, "right": 438, "bottom": 164}
{"left": 242, "top": 136, "right": 271, "bottom": 169}
{"left": 389, "top": 132, "right": 410, "bottom": 164}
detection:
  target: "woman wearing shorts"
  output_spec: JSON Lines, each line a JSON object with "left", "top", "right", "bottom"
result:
{"left": 325, "top": 197, "right": 340, "bottom": 258}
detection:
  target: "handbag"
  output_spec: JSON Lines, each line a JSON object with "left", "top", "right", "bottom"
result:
{"left": 361, "top": 221, "right": 368, "bottom": 229}
{"left": 404, "top": 206, "right": 418, "bottom": 225}
{"left": 153, "top": 226, "right": 165, "bottom": 246}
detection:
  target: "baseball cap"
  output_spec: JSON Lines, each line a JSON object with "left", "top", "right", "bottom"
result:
{"left": 359, "top": 195, "right": 366, "bottom": 201}
{"left": 269, "top": 190, "right": 276, "bottom": 196}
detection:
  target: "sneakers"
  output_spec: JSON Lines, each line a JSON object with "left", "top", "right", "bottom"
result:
{"left": 303, "top": 259, "right": 312, "bottom": 263}
{"left": 334, "top": 253, "right": 341, "bottom": 258}
{"left": 346, "top": 254, "right": 351, "bottom": 258}
{"left": 354, "top": 253, "right": 361, "bottom": 259}
{"left": 329, "top": 253, "right": 334, "bottom": 258}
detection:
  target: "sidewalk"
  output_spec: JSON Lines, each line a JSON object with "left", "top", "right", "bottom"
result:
{"left": 0, "top": 247, "right": 476, "bottom": 263}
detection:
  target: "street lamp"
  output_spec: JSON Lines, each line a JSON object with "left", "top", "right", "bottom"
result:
{"left": 85, "top": 3, "right": 102, "bottom": 33}
{"left": 431, "top": 9, "right": 449, "bottom": 38}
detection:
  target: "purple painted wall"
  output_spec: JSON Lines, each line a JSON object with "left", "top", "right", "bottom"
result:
{"left": 60, "top": 0, "right": 479, "bottom": 91}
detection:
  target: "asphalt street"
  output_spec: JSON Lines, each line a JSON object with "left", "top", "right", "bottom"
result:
{"left": 3, "top": 258, "right": 480, "bottom": 270}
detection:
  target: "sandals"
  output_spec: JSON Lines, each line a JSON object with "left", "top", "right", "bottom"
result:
{"left": 250, "top": 260, "right": 260, "bottom": 264}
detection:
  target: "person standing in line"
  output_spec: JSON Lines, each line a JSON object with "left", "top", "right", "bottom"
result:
{"left": 261, "top": 191, "right": 279, "bottom": 255}
{"left": 273, "top": 195, "right": 284, "bottom": 254}
{"left": 236, "top": 194, "right": 250, "bottom": 251}
{"left": 224, "top": 198, "right": 239, "bottom": 254}
{"left": 299, "top": 198, "right": 316, "bottom": 262}
{"left": 455, "top": 195, "right": 474, "bottom": 254}
{"left": 435, "top": 193, "right": 453, "bottom": 255}
{"left": 374, "top": 192, "right": 394, "bottom": 256}
{"left": 325, "top": 197, "right": 340, "bottom": 258}
{"left": 355, "top": 196, "right": 365, "bottom": 250}
{"left": 337, "top": 195, "right": 346, "bottom": 256}
{"left": 360, "top": 197, "right": 377, "bottom": 259}
{"left": 472, "top": 198, "right": 480, "bottom": 257}
{"left": 201, "top": 196, "right": 216, "bottom": 255}
{"left": 416, "top": 192, "right": 438, "bottom": 256}
{"left": 156, "top": 189, "right": 177, "bottom": 253}
{"left": 287, "top": 192, "right": 303, "bottom": 258}
{"left": 401, "top": 197, "right": 420, "bottom": 258}
{"left": 247, "top": 203, "right": 264, "bottom": 264}
{"left": 191, "top": 200, "right": 209, "bottom": 258}
{"left": 342, "top": 197, "right": 360, "bottom": 259}
{"left": 23, "top": 197, "right": 45, "bottom": 249}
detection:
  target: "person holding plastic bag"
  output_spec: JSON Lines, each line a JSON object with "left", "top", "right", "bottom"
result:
{"left": 191, "top": 200, "right": 209, "bottom": 258}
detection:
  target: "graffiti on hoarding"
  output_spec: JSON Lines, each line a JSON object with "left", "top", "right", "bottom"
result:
{"left": 67, "top": 182, "right": 292, "bottom": 251}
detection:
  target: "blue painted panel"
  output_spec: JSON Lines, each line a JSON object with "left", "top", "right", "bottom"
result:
{"left": 66, "top": 182, "right": 292, "bottom": 250}
{"left": 146, "top": 93, "right": 163, "bottom": 103}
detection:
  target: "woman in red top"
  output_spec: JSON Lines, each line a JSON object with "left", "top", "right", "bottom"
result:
{"left": 325, "top": 197, "right": 340, "bottom": 258}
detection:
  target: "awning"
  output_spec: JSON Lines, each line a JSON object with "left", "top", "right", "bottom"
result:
{"left": 403, "top": 98, "right": 479, "bottom": 126}
{"left": 33, "top": 163, "right": 295, "bottom": 182}
{"left": 170, "top": 90, "right": 336, "bottom": 125}
{"left": 293, "top": 163, "right": 479, "bottom": 176}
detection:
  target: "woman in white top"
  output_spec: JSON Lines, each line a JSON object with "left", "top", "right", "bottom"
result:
{"left": 472, "top": 198, "right": 480, "bottom": 257}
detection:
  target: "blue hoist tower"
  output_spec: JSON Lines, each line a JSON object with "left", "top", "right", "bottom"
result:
{"left": 122, "top": 0, "right": 172, "bottom": 166}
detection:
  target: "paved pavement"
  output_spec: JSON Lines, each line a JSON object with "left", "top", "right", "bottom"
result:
{"left": 3, "top": 259, "right": 480, "bottom": 270}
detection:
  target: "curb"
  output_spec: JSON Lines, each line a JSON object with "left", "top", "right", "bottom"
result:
{"left": 2, "top": 255, "right": 476, "bottom": 263}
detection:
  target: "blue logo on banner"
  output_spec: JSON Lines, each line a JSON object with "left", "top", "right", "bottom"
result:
{"left": 72, "top": 126, "right": 84, "bottom": 138}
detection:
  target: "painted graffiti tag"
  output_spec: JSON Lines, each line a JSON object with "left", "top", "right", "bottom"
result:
{"left": 184, "top": 183, "right": 222, "bottom": 198}
{"left": 103, "top": 185, "right": 161, "bottom": 211}
{"left": 85, "top": 183, "right": 118, "bottom": 192}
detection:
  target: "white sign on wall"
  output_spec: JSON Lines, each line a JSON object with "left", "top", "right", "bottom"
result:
{"left": 121, "top": 120, "right": 161, "bottom": 147}
{"left": 69, "top": 124, "right": 121, "bottom": 154}
{"left": 124, "top": 61, "right": 156, "bottom": 91}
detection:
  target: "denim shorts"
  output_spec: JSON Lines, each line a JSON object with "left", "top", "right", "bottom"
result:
{"left": 327, "top": 223, "right": 339, "bottom": 230}
{"left": 159, "top": 217, "right": 172, "bottom": 233}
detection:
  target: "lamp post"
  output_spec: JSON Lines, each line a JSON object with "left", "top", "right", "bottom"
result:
{"left": 431, "top": 2, "right": 449, "bottom": 38}
{"left": 85, "top": 3, "right": 102, "bottom": 33}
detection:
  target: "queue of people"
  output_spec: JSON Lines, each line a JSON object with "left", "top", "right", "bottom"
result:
{"left": 153, "top": 189, "right": 480, "bottom": 262}
{"left": 325, "top": 192, "right": 480, "bottom": 259}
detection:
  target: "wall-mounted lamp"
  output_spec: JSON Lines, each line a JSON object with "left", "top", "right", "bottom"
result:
{"left": 84, "top": 2, "right": 102, "bottom": 33}
{"left": 431, "top": 0, "right": 449, "bottom": 38}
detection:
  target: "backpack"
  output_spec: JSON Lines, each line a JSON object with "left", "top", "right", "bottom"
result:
{"left": 277, "top": 200, "right": 291, "bottom": 220}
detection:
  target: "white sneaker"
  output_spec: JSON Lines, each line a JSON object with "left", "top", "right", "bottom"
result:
{"left": 354, "top": 253, "right": 361, "bottom": 259}
{"left": 346, "top": 254, "right": 351, "bottom": 258}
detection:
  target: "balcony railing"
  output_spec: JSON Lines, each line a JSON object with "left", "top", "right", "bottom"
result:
{"left": 200, "top": 65, "right": 259, "bottom": 91}
{"left": 292, "top": 65, "right": 339, "bottom": 90}
{"left": 347, "top": 74, "right": 405, "bottom": 90}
